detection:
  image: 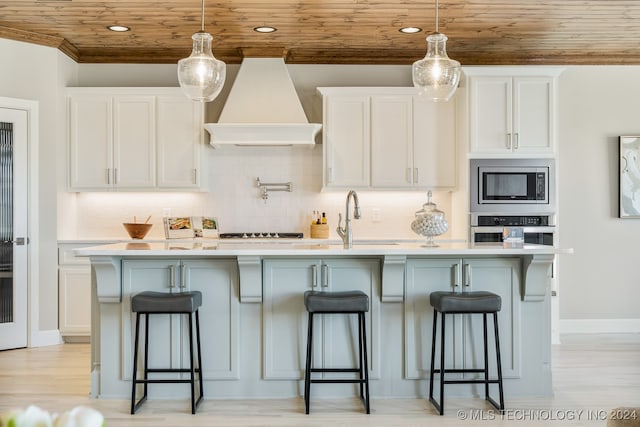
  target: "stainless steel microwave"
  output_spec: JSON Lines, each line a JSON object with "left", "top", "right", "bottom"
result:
{"left": 470, "top": 158, "right": 555, "bottom": 214}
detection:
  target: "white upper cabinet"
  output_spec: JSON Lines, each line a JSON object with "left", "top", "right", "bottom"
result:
{"left": 323, "top": 94, "right": 371, "bottom": 187}
{"left": 67, "top": 88, "right": 204, "bottom": 191}
{"left": 413, "top": 97, "right": 457, "bottom": 188}
{"left": 113, "top": 96, "right": 156, "bottom": 188}
{"left": 467, "top": 68, "right": 562, "bottom": 157}
{"left": 318, "top": 87, "right": 457, "bottom": 190}
{"left": 68, "top": 94, "right": 113, "bottom": 190}
{"left": 370, "top": 95, "right": 413, "bottom": 188}
{"left": 156, "top": 96, "right": 202, "bottom": 189}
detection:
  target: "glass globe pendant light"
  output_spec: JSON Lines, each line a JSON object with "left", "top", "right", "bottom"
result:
{"left": 177, "top": 0, "right": 226, "bottom": 102}
{"left": 412, "top": 0, "right": 461, "bottom": 102}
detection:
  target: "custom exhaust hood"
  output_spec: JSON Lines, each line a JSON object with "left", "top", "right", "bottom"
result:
{"left": 204, "top": 57, "right": 322, "bottom": 147}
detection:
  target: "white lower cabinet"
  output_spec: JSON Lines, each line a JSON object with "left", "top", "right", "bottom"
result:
{"left": 58, "top": 266, "right": 91, "bottom": 338}
{"left": 404, "top": 258, "right": 521, "bottom": 380}
{"left": 262, "top": 258, "right": 381, "bottom": 381}
{"left": 121, "top": 259, "right": 239, "bottom": 382}
{"left": 58, "top": 244, "right": 93, "bottom": 339}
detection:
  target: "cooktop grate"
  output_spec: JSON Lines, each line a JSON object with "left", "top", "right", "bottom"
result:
{"left": 219, "top": 232, "right": 303, "bottom": 239}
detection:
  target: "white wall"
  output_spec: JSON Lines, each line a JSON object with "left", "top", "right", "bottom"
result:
{"left": 558, "top": 66, "right": 640, "bottom": 327}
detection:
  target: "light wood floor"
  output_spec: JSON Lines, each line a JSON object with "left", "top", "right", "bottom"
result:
{"left": 1, "top": 334, "right": 639, "bottom": 426}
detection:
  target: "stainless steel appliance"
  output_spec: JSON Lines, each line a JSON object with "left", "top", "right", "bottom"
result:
{"left": 470, "top": 214, "right": 555, "bottom": 246}
{"left": 470, "top": 158, "right": 555, "bottom": 214}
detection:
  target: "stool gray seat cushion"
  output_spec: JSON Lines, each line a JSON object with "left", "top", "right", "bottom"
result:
{"left": 304, "top": 290, "right": 369, "bottom": 313}
{"left": 430, "top": 291, "right": 501, "bottom": 313}
{"left": 131, "top": 291, "right": 202, "bottom": 313}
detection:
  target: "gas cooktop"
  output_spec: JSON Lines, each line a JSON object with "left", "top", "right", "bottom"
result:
{"left": 219, "top": 232, "right": 304, "bottom": 239}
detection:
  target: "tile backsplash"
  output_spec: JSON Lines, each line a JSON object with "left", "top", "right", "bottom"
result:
{"left": 59, "top": 145, "right": 458, "bottom": 241}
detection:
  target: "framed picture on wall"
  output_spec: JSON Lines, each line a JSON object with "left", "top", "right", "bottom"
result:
{"left": 619, "top": 136, "right": 640, "bottom": 218}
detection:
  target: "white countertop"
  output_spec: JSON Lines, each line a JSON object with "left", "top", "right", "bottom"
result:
{"left": 75, "top": 240, "right": 570, "bottom": 257}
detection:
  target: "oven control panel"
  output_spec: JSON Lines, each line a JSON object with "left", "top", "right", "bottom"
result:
{"left": 475, "top": 215, "right": 551, "bottom": 226}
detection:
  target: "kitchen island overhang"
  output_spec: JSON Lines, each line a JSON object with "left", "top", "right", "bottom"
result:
{"left": 76, "top": 242, "right": 570, "bottom": 400}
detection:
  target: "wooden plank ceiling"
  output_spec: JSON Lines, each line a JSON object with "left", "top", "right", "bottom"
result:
{"left": 0, "top": 1, "right": 639, "bottom": 65}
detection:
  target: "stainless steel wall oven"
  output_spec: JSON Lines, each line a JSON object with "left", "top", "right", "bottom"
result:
{"left": 470, "top": 159, "right": 556, "bottom": 246}
{"left": 470, "top": 214, "right": 555, "bottom": 246}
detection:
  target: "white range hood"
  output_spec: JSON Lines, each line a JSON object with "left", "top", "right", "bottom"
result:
{"left": 204, "top": 57, "right": 322, "bottom": 147}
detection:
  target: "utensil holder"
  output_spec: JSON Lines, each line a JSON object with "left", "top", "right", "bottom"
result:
{"left": 310, "top": 224, "right": 329, "bottom": 239}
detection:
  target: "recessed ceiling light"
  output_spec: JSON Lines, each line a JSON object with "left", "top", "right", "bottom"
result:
{"left": 107, "top": 25, "right": 130, "bottom": 32}
{"left": 254, "top": 26, "right": 277, "bottom": 33}
{"left": 399, "top": 27, "right": 422, "bottom": 34}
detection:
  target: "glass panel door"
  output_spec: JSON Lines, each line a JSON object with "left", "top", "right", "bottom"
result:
{"left": 0, "top": 122, "right": 14, "bottom": 325}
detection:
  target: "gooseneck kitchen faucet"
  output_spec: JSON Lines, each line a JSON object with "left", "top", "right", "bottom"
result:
{"left": 336, "top": 190, "right": 361, "bottom": 249}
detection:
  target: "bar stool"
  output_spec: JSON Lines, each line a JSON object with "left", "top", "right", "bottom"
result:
{"left": 304, "top": 290, "right": 370, "bottom": 414}
{"left": 428, "top": 291, "right": 504, "bottom": 415}
{"left": 130, "top": 291, "right": 204, "bottom": 414}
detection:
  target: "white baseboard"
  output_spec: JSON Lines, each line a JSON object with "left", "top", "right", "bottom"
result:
{"left": 29, "top": 329, "right": 63, "bottom": 347}
{"left": 559, "top": 319, "right": 640, "bottom": 334}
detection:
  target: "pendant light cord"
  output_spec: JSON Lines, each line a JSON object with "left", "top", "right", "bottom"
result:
{"left": 434, "top": 0, "right": 439, "bottom": 33}
{"left": 200, "top": 0, "right": 205, "bottom": 32}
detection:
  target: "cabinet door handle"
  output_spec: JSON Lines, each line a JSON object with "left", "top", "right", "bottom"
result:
{"left": 321, "top": 264, "right": 329, "bottom": 287}
{"left": 327, "top": 167, "right": 333, "bottom": 183}
{"left": 463, "top": 263, "right": 471, "bottom": 287}
{"left": 114, "top": 168, "right": 119, "bottom": 185}
{"left": 168, "top": 265, "right": 176, "bottom": 289}
{"left": 406, "top": 168, "right": 412, "bottom": 184}
{"left": 414, "top": 168, "right": 419, "bottom": 184}
{"left": 452, "top": 264, "right": 459, "bottom": 288}
{"left": 106, "top": 169, "right": 111, "bottom": 185}
{"left": 506, "top": 133, "right": 512, "bottom": 149}
{"left": 192, "top": 169, "right": 198, "bottom": 184}
{"left": 514, "top": 133, "right": 519, "bottom": 149}
{"left": 311, "top": 265, "right": 317, "bottom": 288}
{"left": 180, "top": 263, "right": 187, "bottom": 288}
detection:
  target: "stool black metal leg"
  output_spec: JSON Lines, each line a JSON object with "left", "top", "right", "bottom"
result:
{"left": 483, "top": 313, "right": 489, "bottom": 400}
{"left": 304, "top": 312, "right": 314, "bottom": 415}
{"left": 188, "top": 312, "right": 196, "bottom": 414}
{"left": 195, "top": 310, "right": 204, "bottom": 406}
{"left": 428, "top": 309, "right": 438, "bottom": 403}
{"left": 438, "top": 312, "right": 446, "bottom": 415}
{"left": 131, "top": 312, "right": 142, "bottom": 415}
{"left": 143, "top": 313, "right": 149, "bottom": 399}
{"left": 360, "top": 312, "right": 370, "bottom": 414}
{"left": 358, "top": 313, "right": 364, "bottom": 400}
{"left": 493, "top": 312, "right": 504, "bottom": 411}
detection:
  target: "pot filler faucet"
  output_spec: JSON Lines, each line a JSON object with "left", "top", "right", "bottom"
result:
{"left": 336, "top": 190, "right": 361, "bottom": 249}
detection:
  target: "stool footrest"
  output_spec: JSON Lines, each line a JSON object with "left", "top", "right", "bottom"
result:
{"left": 310, "top": 368, "right": 360, "bottom": 373}
{"left": 311, "top": 379, "right": 366, "bottom": 384}
{"left": 443, "top": 379, "right": 502, "bottom": 385}
{"left": 433, "top": 368, "right": 485, "bottom": 374}
{"left": 146, "top": 368, "right": 202, "bottom": 374}
{"left": 134, "top": 379, "right": 194, "bottom": 384}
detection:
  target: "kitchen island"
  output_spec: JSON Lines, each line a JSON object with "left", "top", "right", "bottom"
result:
{"left": 77, "top": 241, "right": 568, "bottom": 401}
